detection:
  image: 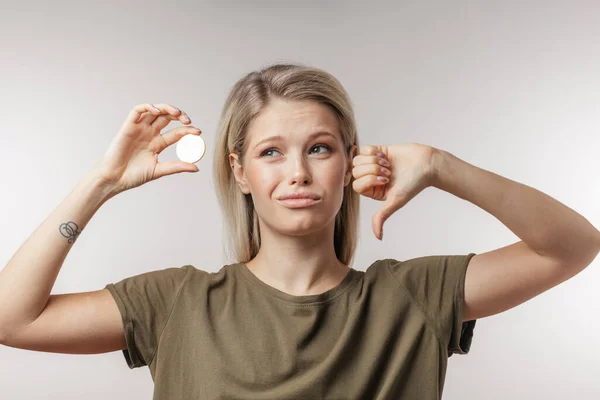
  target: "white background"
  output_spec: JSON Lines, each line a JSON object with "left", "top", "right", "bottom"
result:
{"left": 1, "top": 0, "right": 599, "bottom": 398}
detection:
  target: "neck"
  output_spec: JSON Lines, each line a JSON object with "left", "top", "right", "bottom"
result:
{"left": 244, "top": 219, "right": 350, "bottom": 296}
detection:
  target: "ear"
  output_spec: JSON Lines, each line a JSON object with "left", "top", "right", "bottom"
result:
{"left": 344, "top": 144, "right": 358, "bottom": 187}
{"left": 229, "top": 152, "right": 251, "bottom": 195}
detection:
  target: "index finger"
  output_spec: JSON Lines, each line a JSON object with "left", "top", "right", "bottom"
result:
{"left": 361, "top": 145, "right": 387, "bottom": 157}
{"left": 127, "top": 103, "right": 163, "bottom": 124}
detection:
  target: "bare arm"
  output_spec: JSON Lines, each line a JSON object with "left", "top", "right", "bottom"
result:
{"left": 0, "top": 103, "right": 198, "bottom": 351}
{"left": 0, "top": 169, "right": 116, "bottom": 339}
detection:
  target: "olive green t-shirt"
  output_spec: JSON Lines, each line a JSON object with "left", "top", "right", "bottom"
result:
{"left": 105, "top": 253, "right": 477, "bottom": 399}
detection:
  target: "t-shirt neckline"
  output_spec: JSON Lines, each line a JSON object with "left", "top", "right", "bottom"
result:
{"left": 235, "top": 262, "right": 361, "bottom": 305}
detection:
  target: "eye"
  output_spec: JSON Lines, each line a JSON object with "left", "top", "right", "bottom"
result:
{"left": 260, "top": 144, "right": 332, "bottom": 158}
{"left": 310, "top": 144, "right": 332, "bottom": 155}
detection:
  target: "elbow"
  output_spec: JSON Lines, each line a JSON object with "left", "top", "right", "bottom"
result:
{"left": 593, "top": 232, "right": 600, "bottom": 264}
{"left": 561, "top": 234, "right": 600, "bottom": 272}
{"left": 578, "top": 229, "right": 600, "bottom": 266}
{"left": 580, "top": 231, "right": 600, "bottom": 268}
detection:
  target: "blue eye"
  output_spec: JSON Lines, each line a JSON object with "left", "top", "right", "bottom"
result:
{"left": 260, "top": 144, "right": 331, "bottom": 158}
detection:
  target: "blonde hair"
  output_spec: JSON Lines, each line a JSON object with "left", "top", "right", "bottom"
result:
{"left": 213, "top": 63, "right": 360, "bottom": 267}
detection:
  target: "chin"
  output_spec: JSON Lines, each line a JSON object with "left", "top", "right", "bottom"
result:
{"left": 277, "top": 215, "right": 337, "bottom": 237}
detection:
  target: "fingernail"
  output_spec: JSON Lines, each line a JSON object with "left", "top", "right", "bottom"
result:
{"left": 377, "top": 152, "right": 386, "bottom": 158}
{"left": 377, "top": 176, "right": 389, "bottom": 182}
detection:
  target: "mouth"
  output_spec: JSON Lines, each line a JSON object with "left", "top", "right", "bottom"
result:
{"left": 277, "top": 193, "right": 321, "bottom": 201}
{"left": 278, "top": 198, "right": 321, "bottom": 209}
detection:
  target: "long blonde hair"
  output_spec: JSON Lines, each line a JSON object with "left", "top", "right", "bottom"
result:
{"left": 213, "top": 63, "right": 360, "bottom": 267}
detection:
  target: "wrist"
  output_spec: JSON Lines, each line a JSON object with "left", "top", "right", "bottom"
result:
{"left": 83, "top": 168, "right": 120, "bottom": 203}
{"left": 430, "top": 148, "right": 450, "bottom": 189}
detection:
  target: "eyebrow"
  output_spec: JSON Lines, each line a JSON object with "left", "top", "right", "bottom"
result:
{"left": 253, "top": 131, "right": 337, "bottom": 149}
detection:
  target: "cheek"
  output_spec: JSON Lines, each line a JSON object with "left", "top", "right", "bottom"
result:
{"left": 246, "top": 166, "right": 279, "bottom": 192}
{"left": 326, "top": 159, "right": 349, "bottom": 184}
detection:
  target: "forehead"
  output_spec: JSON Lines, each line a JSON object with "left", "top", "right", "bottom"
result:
{"left": 246, "top": 98, "right": 340, "bottom": 143}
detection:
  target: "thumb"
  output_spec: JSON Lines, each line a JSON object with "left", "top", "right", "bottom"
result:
{"left": 372, "top": 195, "right": 406, "bottom": 241}
{"left": 154, "top": 161, "right": 199, "bottom": 179}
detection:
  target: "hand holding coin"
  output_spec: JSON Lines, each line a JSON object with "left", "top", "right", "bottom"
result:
{"left": 93, "top": 103, "right": 205, "bottom": 195}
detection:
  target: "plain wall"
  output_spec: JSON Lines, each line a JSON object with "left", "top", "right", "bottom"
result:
{"left": 1, "top": 1, "right": 599, "bottom": 398}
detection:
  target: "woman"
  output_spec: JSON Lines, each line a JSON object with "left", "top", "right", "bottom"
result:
{"left": 1, "top": 63, "right": 598, "bottom": 400}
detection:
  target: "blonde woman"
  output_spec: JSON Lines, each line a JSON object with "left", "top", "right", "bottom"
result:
{"left": 1, "top": 63, "right": 598, "bottom": 399}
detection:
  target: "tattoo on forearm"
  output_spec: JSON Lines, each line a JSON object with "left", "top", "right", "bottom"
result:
{"left": 59, "top": 221, "right": 82, "bottom": 244}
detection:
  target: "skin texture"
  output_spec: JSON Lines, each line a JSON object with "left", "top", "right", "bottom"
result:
{"left": 229, "top": 98, "right": 358, "bottom": 296}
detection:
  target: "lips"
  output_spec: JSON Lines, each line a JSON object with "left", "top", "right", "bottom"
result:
{"left": 277, "top": 192, "right": 321, "bottom": 200}
{"left": 278, "top": 197, "right": 320, "bottom": 209}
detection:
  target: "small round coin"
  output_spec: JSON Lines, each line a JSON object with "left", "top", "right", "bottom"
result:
{"left": 176, "top": 134, "right": 206, "bottom": 163}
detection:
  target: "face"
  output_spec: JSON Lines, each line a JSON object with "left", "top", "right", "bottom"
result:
{"left": 229, "top": 97, "right": 356, "bottom": 236}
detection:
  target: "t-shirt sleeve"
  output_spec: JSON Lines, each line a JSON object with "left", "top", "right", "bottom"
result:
{"left": 386, "top": 253, "right": 477, "bottom": 358}
{"left": 104, "top": 265, "right": 192, "bottom": 369}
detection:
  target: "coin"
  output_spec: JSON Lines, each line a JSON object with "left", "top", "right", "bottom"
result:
{"left": 176, "top": 134, "right": 206, "bottom": 163}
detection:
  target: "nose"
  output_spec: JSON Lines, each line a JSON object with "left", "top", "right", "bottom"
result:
{"left": 287, "top": 152, "right": 312, "bottom": 186}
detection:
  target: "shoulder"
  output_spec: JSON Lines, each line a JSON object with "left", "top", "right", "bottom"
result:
{"left": 386, "top": 253, "right": 476, "bottom": 279}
